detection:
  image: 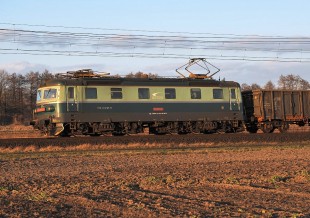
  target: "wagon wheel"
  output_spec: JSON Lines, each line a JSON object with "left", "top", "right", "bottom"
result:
{"left": 278, "top": 122, "right": 289, "bottom": 133}
{"left": 261, "top": 123, "right": 274, "bottom": 133}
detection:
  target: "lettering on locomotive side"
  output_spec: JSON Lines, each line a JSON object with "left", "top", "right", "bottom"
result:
{"left": 97, "top": 106, "right": 113, "bottom": 110}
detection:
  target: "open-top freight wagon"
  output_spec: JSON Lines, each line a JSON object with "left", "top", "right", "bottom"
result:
{"left": 242, "top": 90, "right": 310, "bottom": 133}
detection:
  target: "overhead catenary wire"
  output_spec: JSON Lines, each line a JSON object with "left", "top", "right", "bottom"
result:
{"left": 1, "top": 48, "right": 309, "bottom": 63}
{"left": 1, "top": 22, "right": 308, "bottom": 38}
{"left": 1, "top": 23, "right": 310, "bottom": 63}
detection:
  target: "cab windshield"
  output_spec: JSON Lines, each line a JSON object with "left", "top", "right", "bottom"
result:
{"left": 36, "top": 90, "right": 42, "bottom": 101}
{"left": 43, "top": 89, "right": 57, "bottom": 99}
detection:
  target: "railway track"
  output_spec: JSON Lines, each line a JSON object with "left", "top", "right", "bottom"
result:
{"left": 0, "top": 132, "right": 310, "bottom": 148}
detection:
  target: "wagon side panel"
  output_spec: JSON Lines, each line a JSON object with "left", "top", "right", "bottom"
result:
{"left": 302, "top": 91, "right": 310, "bottom": 117}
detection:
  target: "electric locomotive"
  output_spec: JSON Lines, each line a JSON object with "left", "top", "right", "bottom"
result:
{"left": 31, "top": 59, "right": 245, "bottom": 136}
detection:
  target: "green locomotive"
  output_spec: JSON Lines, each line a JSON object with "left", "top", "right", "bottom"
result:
{"left": 31, "top": 71, "right": 244, "bottom": 136}
{"left": 31, "top": 59, "right": 245, "bottom": 136}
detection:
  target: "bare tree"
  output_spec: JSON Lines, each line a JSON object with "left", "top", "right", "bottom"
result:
{"left": 241, "top": 83, "right": 251, "bottom": 91}
{"left": 0, "top": 70, "right": 8, "bottom": 123}
{"left": 126, "top": 71, "right": 158, "bottom": 78}
{"left": 264, "top": 80, "right": 276, "bottom": 90}
{"left": 0, "top": 69, "right": 55, "bottom": 125}
{"left": 299, "top": 78, "right": 310, "bottom": 90}
{"left": 39, "top": 69, "right": 54, "bottom": 82}
{"left": 278, "top": 74, "right": 310, "bottom": 90}
{"left": 5, "top": 73, "right": 27, "bottom": 123}
{"left": 25, "top": 71, "right": 40, "bottom": 113}
{"left": 17, "top": 74, "right": 26, "bottom": 121}
{"left": 251, "top": 83, "right": 261, "bottom": 90}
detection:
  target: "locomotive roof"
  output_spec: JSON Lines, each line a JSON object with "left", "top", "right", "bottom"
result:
{"left": 40, "top": 77, "right": 240, "bottom": 88}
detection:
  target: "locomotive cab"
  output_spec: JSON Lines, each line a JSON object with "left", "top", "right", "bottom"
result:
{"left": 31, "top": 85, "right": 64, "bottom": 136}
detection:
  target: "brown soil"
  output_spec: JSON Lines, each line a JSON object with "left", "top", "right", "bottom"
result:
{"left": 0, "top": 144, "right": 309, "bottom": 217}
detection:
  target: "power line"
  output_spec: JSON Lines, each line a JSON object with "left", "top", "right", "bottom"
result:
{"left": 2, "top": 27, "right": 310, "bottom": 43}
{"left": 1, "top": 24, "right": 310, "bottom": 63}
{"left": 1, "top": 48, "right": 309, "bottom": 63}
{"left": 1, "top": 22, "right": 308, "bottom": 39}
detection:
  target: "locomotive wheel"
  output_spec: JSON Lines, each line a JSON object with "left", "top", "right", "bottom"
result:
{"left": 298, "top": 121, "right": 305, "bottom": 127}
{"left": 278, "top": 123, "right": 289, "bottom": 133}
{"left": 247, "top": 127, "right": 258, "bottom": 133}
{"left": 216, "top": 129, "right": 226, "bottom": 134}
{"left": 177, "top": 131, "right": 188, "bottom": 135}
{"left": 261, "top": 123, "right": 274, "bottom": 133}
{"left": 42, "top": 123, "right": 56, "bottom": 136}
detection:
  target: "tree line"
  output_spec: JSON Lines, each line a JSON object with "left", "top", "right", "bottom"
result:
{"left": 0, "top": 69, "right": 309, "bottom": 125}
{"left": 0, "top": 69, "right": 54, "bottom": 125}
{"left": 241, "top": 74, "right": 310, "bottom": 91}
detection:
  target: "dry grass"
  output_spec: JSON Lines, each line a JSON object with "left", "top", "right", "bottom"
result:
{"left": 0, "top": 140, "right": 309, "bottom": 155}
{"left": 0, "top": 143, "right": 204, "bottom": 154}
{"left": 0, "top": 124, "right": 40, "bottom": 138}
{"left": 0, "top": 124, "right": 35, "bottom": 131}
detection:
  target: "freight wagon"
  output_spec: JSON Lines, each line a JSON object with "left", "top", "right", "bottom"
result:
{"left": 242, "top": 90, "right": 310, "bottom": 133}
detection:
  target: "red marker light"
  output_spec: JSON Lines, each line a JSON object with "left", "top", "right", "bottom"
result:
{"left": 35, "top": 107, "right": 46, "bottom": 113}
{"left": 153, "top": 107, "right": 164, "bottom": 112}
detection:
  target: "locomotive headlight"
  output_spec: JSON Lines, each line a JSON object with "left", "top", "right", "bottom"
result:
{"left": 45, "top": 105, "right": 55, "bottom": 112}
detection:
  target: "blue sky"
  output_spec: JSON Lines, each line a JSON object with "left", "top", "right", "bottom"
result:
{"left": 1, "top": 0, "right": 310, "bottom": 85}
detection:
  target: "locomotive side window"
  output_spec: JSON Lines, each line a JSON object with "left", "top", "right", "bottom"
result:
{"left": 191, "top": 88, "right": 201, "bottom": 99}
{"left": 230, "top": 89, "right": 236, "bottom": 99}
{"left": 68, "top": 87, "right": 74, "bottom": 99}
{"left": 111, "top": 88, "right": 123, "bottom": 99}
{"left": 165, "top": 88, "right": 176, "bottom": 99}
{"left": 213, "top": 89, "right": 223, "bottom": 99}
{"left": 85, "top": 88, "right": 97, "bottom": 99}
{"left": 36, "top": 90, "right": 42, "bottom": 101}
{"left": 44, "top": 89, "right": 57, "bottom": 99}
{"left": 138, "top": 88, "right": 150, "bottom": 99}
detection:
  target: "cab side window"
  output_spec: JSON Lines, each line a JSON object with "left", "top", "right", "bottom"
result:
{"left": 111, "top": 88, "right": 123, "bottom": 99}
{"left": 213, "top": 89, "right": 223, "bottom": 99}
{"left": 165, "top": 88, "right": 176, "bottom": 99}
{"left": 85, "top": 88, "right": 97, "bottom": 99}
{"left": 138, "top": 88, "right": 150, "bottom": 99}
{"left": 191, "top": 88, "right": 201, "bottom": 99}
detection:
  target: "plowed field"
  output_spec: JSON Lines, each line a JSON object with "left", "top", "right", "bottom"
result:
{"left": 0, "top": 142, "right": 309, "bottom": 217}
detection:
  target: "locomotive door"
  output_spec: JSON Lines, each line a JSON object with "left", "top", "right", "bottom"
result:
{"left": 229, "top": 88, "right": 240, "bottom": 111}
{"left": 67, "top": 86, "right": 78, "bottom": 112}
